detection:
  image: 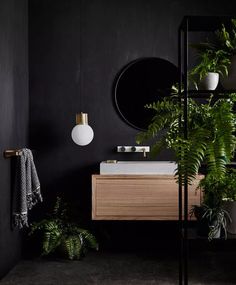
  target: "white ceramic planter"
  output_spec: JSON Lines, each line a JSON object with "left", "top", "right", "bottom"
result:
{"left": 224, "top": 201, "right": 236, "bottom": 234}
{"left": 221, "top": 55, "right": 236, "bottom": 89}
{"left": 199, "top": 72, "right": 219, "bottom": 90}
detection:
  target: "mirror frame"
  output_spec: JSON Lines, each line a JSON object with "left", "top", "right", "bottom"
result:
{"left": 114, "top": 57, "right": 178, "bottom": 131}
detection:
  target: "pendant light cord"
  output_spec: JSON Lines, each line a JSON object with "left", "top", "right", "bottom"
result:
{"left": 79, "top": 0, "right": 83, "bottom": 111}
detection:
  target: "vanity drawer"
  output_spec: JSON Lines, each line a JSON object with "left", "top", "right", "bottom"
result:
{"left": 92, "top": 175, "right": 203, "bottom": 220}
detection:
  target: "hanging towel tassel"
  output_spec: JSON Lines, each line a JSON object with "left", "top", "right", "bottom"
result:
{"left": 13, "top": 148, "right": 42, "bottom": 229}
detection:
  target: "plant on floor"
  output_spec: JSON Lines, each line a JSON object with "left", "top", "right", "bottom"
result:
{"left": 136, "top": 93, "right": 236, "bottom": 185}
{"left": 190, "top": 174, "right": 232, "bottom": 240}
{"left": 190, "top": 168, "right": 236, "bottom": 240}
{"left": 29, "top": 197, "right": 98, "bottom": 260}
{"left": 191, "top": 203, "right": 231, "bottom": 241}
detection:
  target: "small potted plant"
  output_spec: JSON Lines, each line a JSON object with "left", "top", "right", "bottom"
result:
{"left": 189, "top": 48, "right": 230, "bottom": 90}
{"left": 29, "top": 197, "right": 98, "bottom": 260}
{"left": 191, "top": 174, "right": 231, "bottom": 240}
{"left": 191, "top": 203, "right": 231, "bottom": 240}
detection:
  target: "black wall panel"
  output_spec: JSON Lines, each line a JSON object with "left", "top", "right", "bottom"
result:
{"left": 0, "top": 0, "right": 28, "bottom": 278}
{"left": 29, "top": 0, "right": 236, "bottom": 248}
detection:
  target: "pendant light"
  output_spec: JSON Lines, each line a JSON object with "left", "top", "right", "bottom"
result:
{"left": 71, "top": 113, "right": 94, "bottom": 146}
{"left": 71, "top": 1, "right": 94, "bottom": 146}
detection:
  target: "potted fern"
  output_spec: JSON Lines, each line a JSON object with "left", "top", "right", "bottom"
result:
{"left": 136, "top": 94, "right": 236, "bottom": 240}
{"left": 29, "top": 197, "right": 98, "bottom": 260}
{"left": 136, "top": 92, "right": 236, "bottom": 185}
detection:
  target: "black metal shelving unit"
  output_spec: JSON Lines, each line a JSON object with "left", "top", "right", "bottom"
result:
{"left": 178, "top": 15, "right": 236, "bottom": 285}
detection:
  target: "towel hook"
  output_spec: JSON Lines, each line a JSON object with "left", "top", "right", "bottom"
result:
{"left": 4, "top": 149, "right": 22, "bottom": 158}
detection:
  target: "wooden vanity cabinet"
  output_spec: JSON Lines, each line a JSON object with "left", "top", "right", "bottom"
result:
{"left": 92, "top": 175, "right": 203, "bottom": 220}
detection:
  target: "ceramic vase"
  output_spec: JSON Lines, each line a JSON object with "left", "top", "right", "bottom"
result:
{"left": 199, "top": 72, "right": 219, "bottom": 90}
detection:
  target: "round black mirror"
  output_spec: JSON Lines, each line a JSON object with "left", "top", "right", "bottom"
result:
{"left": 114, "top": 57, "right": 179, "bottom": 131}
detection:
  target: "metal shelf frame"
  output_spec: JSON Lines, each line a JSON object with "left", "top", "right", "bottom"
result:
{"left": 178, "top": 15, "right": 234, "bottom": 285}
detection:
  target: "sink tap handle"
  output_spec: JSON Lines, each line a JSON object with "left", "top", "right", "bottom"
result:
{"left": 120, "top": 146, "right": 126, "bottom": 152}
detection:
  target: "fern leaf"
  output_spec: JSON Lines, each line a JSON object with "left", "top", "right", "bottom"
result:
{"left": 78, "top": 229, "right": 98, "bottom": 251}
{"left": 41, "top": 221, "right": 62, "bottom": 255}
{"left": 64, "top": 236, "right": 75, "bottom": 260}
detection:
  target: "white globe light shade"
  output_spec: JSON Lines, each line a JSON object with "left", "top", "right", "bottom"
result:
{"left": 71, "top": 124, "right": 94, "bottom": 146}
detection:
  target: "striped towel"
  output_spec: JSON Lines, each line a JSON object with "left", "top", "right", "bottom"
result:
{"left": 13, "top": 148, "right": 42, "bottom": 229}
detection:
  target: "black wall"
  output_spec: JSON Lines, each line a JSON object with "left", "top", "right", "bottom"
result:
{"left": 29, "top": 0, "right": 236, "bottom": 247}
{"left": 0, "top": 0, "right": 28, "bottom": 278}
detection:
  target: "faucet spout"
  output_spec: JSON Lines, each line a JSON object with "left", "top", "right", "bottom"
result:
{"left": 142, "top": 148, "right": 146, "bottom": 158}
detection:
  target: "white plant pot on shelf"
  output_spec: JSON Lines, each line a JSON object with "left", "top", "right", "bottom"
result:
{"left": 221, "top": 55, "right": 236, "bottom": 90}
{"left": 199, "top": 72, "right": 219, "bottom": 90}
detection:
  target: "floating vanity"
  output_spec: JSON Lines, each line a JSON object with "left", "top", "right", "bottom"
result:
{"left": 92, "top": 161, "right": 203, "bottom": 221}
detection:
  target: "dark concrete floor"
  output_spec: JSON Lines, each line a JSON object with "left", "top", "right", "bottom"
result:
{"left": 0, "top": 249, "right": 235, "bottom": 285}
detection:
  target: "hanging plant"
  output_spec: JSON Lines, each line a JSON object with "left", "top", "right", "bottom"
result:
{"left": 136, "top": 92, "right": 236, "bottom": 185}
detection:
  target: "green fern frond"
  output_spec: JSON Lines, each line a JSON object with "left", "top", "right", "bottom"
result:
{"left": 79, "top": 229, "right": 99, "bottom": 251}
{"left": 62, "top": 235, "right": 84, "bottom": 260}
{"left": 136, "top": 93, "right": 236, "bottom": 185}
{"left": 150, "top": 137, "right": 167, "bottom": 159}
{"left": 41, "top": 221, "right": 62, "bottom": 255}
{"left": 53, "top": 197, "right": 61, "bottom": 216}
{"left": 64, "top": 236, "right": 76, "bottom": 260}
{"left": 136, "top": 97, "right": 180, "bottom": 145}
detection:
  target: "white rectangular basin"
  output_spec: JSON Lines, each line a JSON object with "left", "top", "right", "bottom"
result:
{"left": 100, "top": 161, "right": 177, "bottom": 175}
